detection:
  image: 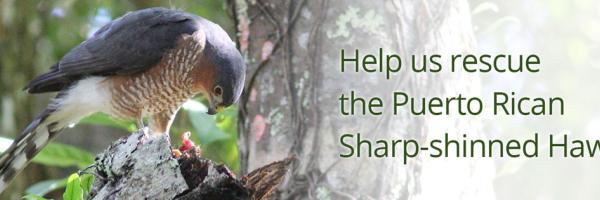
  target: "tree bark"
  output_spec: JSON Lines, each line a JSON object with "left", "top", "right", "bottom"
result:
{"left": 87, "top": 129, "right": 291, "bottom": 200}
{"left": 232, "top": 0, "right": 494, "bottom": 199}
{"left": 88, "top": 130, "right": 188, "bottom": 199}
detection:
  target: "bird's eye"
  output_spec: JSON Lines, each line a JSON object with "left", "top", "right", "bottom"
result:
{"left": 214, "top": 86, "right": 223, "bottom": 96}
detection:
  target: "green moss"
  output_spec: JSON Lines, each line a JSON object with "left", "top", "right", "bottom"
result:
{"left": 327, "top": 6, "right": 384, "bottom": 39}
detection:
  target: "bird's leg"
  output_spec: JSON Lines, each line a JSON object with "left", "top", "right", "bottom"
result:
{"left": 148, "top": 108, "right": 179, "bottom": 135}
{"left": 137, "top": 117, "right": 145, "bottom": 130}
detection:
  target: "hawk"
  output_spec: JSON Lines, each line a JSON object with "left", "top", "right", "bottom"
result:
{"left": 0, "top": 7, "right": 245, "bottom": 191}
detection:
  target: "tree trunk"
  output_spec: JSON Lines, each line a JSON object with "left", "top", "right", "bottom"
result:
{"left": 87, "top": 129, "right": 291, "bottom": 200}
{"left": 232, "top": 0, "right": 494, "bottom": 199}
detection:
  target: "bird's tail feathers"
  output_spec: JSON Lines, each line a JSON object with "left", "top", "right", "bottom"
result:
{"left": 0, "top": 77, "right": 109, "bottom": 192}
{"left": 0, "top": 107, "right": 69, "bottom": 192}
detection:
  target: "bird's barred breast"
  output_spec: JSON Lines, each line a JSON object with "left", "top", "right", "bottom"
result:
{"left": 107, "top": 32, "right": 207, "bottom": 120}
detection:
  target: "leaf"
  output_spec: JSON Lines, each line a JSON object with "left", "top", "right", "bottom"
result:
{"left": 79, "top": 113, "right": 137, "bottom": 132}
{"left": 21, "top": 194, "right": 50, "bottom": 200}
{"left": 26, "top": 178, "right": 67, "bottom": 196}
{"left": 199, "top": 106, "right": 240, "bottom": 171}
{"left": 80, "top": 174, "right": 95, "bottom": 194}
{"left": 182, "top": 101, "right": 240, "bottom": 172}
{"left": 33, "top": 143, "right": 95, "bottom": 168}
{"left": 63, "top": 174, "right": 83, "bottom": 200}
{"left": 0, "top": 137, "right": 94, "bottom": 168}
{"left": 184, "top": 101, "right": 230, "bottom": 145}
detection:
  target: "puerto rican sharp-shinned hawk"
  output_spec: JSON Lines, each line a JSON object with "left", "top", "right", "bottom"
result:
{"left": 0, "top": 7, "right": 245, "bottom": 191}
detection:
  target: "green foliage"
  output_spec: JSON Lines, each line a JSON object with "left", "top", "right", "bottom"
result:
{"left": 186, "top": 102, "right": 231, "bottom": 144}
{"left": 182, "top": 99, "right": 240, "bottom": 172}
{"left": 62, "top": 173, "right": 94, "bottom": 200}
{"left": 79, "top": 174, "right": 95, "bottom": 194}
{"left": 0, "top": 138, "right": 94, "bottom": 197}
{"left": 0, "top": 137, "right": 94, "bottom": 169}
{"left": 32, "top": 143, "right": 95, "bottom": 169}
{"left": 63, "top": 174, "right": 83, "bottom": 200}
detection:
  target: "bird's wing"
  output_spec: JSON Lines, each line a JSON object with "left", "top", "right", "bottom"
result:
{"left": 26, "top": 8, "right": 204, "bottom": 93}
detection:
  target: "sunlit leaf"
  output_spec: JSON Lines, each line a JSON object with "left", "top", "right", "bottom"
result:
{"left": 185, "top": 101, "right": 230, "bottom": 145}
{"left": 63, "top": 174, "right": 83, "bottom": 200}
{"left": 182, "top": 99, "right": 208, "bottom": 112}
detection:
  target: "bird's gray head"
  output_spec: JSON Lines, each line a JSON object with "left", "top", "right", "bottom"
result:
{"left": 203, "top": 23, "right": 245, "bottom": 115}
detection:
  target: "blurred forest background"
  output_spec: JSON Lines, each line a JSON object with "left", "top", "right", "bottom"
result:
{"left": 471, "top": 0, "right": 600, "bottom": 199}
{"left": 0, "top": 1, "right": 238, "bottom": 199}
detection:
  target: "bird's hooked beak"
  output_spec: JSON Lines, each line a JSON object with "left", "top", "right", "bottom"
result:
{"left": 207, "top": 97, "right": 225, "bottom": 115}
